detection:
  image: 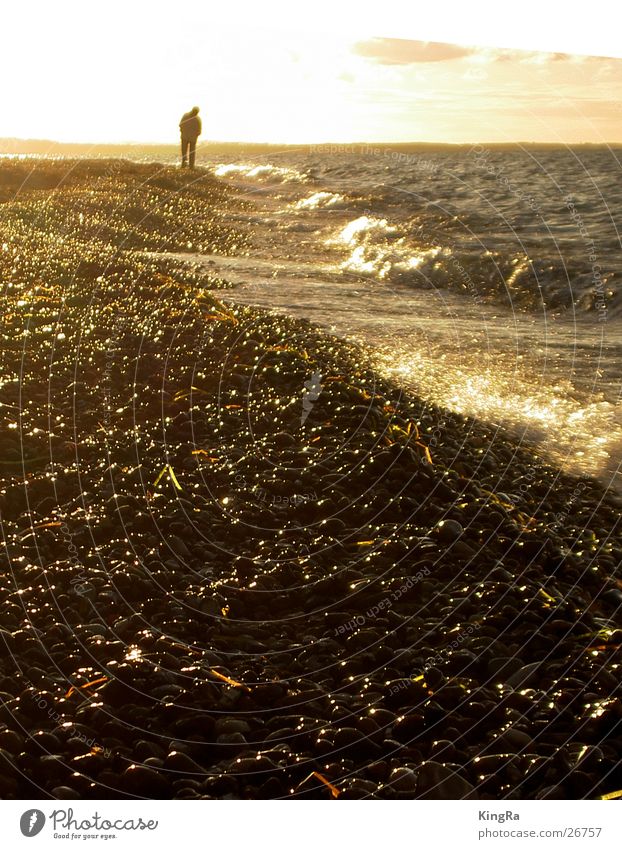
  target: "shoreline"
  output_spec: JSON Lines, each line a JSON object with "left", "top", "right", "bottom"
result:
{"left": 0, "top": 159, "right": 621, "bottom": 800}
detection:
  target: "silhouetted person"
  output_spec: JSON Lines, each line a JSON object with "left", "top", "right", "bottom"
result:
{"left": 179, "top": 106, "right": 201, "bottom": 169}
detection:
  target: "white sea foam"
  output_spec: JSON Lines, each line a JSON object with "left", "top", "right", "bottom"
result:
{"left": 293, "top": 191, "right": 345, "bottom": 210}
{"left": 213, "top": 162, "right": 307, "bottom": 183}
{"left": 329, "top": 215, "right": 443, "bottom": 282}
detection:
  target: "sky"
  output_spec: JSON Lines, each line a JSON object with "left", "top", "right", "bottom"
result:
{"left": 1, "top": 5, "right": 621, "bottom": 145}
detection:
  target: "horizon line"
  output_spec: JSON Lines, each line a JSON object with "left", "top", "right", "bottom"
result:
{"left": 1, "top": 136, "right": 622, "bottom": 150}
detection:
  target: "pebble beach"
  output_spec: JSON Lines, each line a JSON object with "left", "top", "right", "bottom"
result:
{"left": 0, "top": 159, "right": 621, "bottom": 800}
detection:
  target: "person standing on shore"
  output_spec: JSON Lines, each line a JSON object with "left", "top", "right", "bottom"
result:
{"left": 179, "top": 106, "right": 202, "bottom": 169}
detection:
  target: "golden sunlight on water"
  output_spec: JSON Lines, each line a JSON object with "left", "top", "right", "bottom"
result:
{"left": 329, "top": 215, "right": 443, "bottom": 280}
{"left": 374, "top": 347, "right": 622, "bottom": 484}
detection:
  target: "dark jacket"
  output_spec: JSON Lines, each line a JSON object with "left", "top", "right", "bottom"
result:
{"left": 179, "top": 112, "right": 202, "bottom": 139}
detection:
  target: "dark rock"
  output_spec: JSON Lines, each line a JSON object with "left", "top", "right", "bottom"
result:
{"left": 121, "top": 765, "right": 171, "bottom": 798}
{"left": 387, "top": 767, "right": 417, "bottom": 792}
{"left": 274, "top": 432, "right": 296, "bottom": 449}
{"left": 338, "top": 778, "right": 378, "bottom": 798}
{"left": 536, "top": 785, "right": 567, "bottom": 799}
{"left": 135, "top": 740, "right": 166, "bottom": 761}
{"left": 505, "top": 662, "right": 544, "bottom": 690}
{"left": 435, "top": 520, "right": 463, "bottom": 543}
{"left": 214, "top": 717, "right": 251, "bottom": 736}
{"left": 228, "top": 756, "right": 279, "bottom": 775}
{"left": 0, "top": 729, "right": 24, "bottom": 755}
{"left": 490, "top": 728, "right": 533, "bottom": 753}
{"left": 488, "top": 656, "right": 524, "bottom": 680}
{"left": 602, "top": 589, "right": 622, "bottom": 609}
{"left": 165, "top": 751, "right": 206, "bottom": 775}
{"left": 216, "top": 732, "right": 247, "bottom": 747}
{"left": 392, "top": 713, "right": 425, "bottom": 743}
{"left": 424, "top": 667, "right": 446, "bottom": 689}
{"left": 52, "top": 785, "right": 82, "bottom": 800}
{"left": 430, "top": 739, "right": 457, "bottom": 760}
{"left": 384, "top": 678, "right": 428, "bottom": 710}
{"left": 28, "top": 731, "right": 62, "bottom": 754}
{"left": 333, "top": 726, "right": 381, "bottom": 757}
{"left": 417, "top": 761, "right": 478, "bottom": 799}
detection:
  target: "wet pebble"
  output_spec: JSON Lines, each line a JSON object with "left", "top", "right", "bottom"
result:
{"left": 52, "top": 785, "right": 82, "bottom": 800}
{"left": 214, "top": 718, "right": 251, "bottom": 736}
{"left": 416, "top": 761, "right": 478, "bottom": 799}
{"left": 121, "top": 764, "right": 170, "bottom": 798}
{"left": 435, "top": 520, "right": 464, "bottom": 543}
{"left": 387, "top": 767, "right": 417, "bottom": 792}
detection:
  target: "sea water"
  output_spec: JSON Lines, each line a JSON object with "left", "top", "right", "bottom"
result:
{"left": 192, "top": 145, "right": 622, "bottom": 487}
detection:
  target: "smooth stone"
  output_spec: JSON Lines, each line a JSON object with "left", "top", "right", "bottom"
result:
{"left": 576, "top": 746, "right": 604, "bottom": 770}
{"left": 430, "top": 739, "right": 457, "bottom": 760}
{"left": 416, "top": 762, "right": 478, "bottom": 799}
{"left": 201, "top": 774, "right": 239, "bottom": 795}
{"left": 135, "top": 740, "right": 166, "bottom": 761}
{"left": 274, "top": 432, "right": 296, "bottom": 448}
{"left": 472, "top": 754, "right": 515, "bottom": 775}
{"left": 52, "top": 785, "right": 82, "bottom": 800}
{"left": 435, "top": 520, "right": 463, "bottom": 543}
{"left": 505, "top": 662, "right": 544, "bottom": 690}
{"left": 165, "top": 751, "right": 206, "bottom": 774}
{"left": 251, "top": 682, "right": 287, "bottom": 706}
{"left": 424, "top": 667, "right": 446, "bottom": 689}
{"left": 384, "top": 678, "right": 428, "bottom": 709}
{"left": 29, "top": 731, "right": 62, "bottom": 753}
{"left": 333, "top": 726, "right": 381, "bottom": 756}
{"left": 228, "top": 756, "right": 278, "bottom": 774}
{"left": 121, "top": 765, "right": 170, "bottom": 798}
{"left": 216, "top": 732, "right": 247, "bottom": 746}
{"left": 392, "top": 714, "right": 425, "bottom": 743}
{"left": 388, "top": 767, "right": 418, "bottom": 792}
{"left": 368, "top": 708, "right": 395, "bottom": 727}
{"left": 536, "top": 785, "right": 567, "bottom": 799}
{"left": 38, "top": 755, "right": 71, "bottom": 781}
{"left": 366, "top": 761, "right": 389, "bottom": 782}
{"left": 0, "top": 729, "right": 24, "bottom": 755}
{"left": 213, "top": 717, "right": 251, "bottom": 735}
{"left": 488, "top": 656, "right": 524, "bottom": 680}
{"left": 490, "top": 566, "right": 514, "bottom": 582}
{"left": 492, "top": 728, "right": 533, "bottom": 753}
{"left": 602, "top": 589, "right": 622, "bottom": 608}
{"left": 169, "top": 537, "right": 192, "bottom": 559}
{"left": 338, "top": 778, "right": 378, "bottom": 799}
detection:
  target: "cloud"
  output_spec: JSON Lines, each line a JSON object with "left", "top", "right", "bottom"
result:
{"left": 353, "top": 38, "right": 475, "bottom": 65}
{"left": 492, "top": 49, "right": 572, "bottom": 64}
{"left": 353, "top": 38, "right": 585, "bottom": 68}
